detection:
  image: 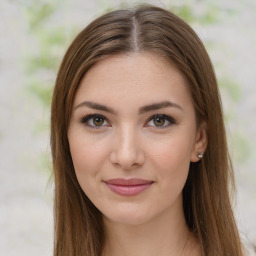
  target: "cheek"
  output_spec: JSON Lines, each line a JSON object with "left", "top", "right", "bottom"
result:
{"left": 147, "top": 134, "right": 193, "bottom": 188}
{"left": 68, "top": 132, "right": 110, "bottom": 181}
{"left": 147, "top": 133, "right": 193, "bottom": 166}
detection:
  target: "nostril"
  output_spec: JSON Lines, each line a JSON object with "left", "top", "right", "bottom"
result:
{"left": 109, "top": 128, "right": 146, "bottom": 169}
{"left": 109, "top": 146, "right": 145, "bottom": 169}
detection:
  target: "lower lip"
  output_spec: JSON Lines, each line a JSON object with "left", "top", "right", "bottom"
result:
{"left": 105, "top": 183, "right": 153, "bottom": 196}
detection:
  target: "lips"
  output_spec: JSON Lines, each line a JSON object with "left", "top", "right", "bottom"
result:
{"left": 104, "top": 178, "right": 154, "bottom": 196}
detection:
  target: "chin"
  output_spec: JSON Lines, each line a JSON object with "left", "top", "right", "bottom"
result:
{"left": 104, "top": 214, "right": 152, "bottom": 226}
{"left": 101, "top": 204, "right": 156, "bottom": 226}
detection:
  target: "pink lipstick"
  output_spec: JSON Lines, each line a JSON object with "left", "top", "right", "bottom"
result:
{"left": 104, "top": 178, "right": 154, "bottom": 196}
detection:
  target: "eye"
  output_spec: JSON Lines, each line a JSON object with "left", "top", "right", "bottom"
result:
{"left": 80, "top": 114, "right": 110, "bottom": 128}
{"left": 146, "top": 114, "right": 176, "bottom": 128}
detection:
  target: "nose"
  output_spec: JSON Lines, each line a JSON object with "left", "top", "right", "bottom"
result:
{"left": 109, "top": 125, "right": 145, "bottom": 170}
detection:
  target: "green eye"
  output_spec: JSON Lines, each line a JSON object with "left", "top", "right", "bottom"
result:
{"left": 153, "top": 116, "right": 165, "bottom": 126}
{"left": 147, "top": 114, "right": 176, "bottom": 128}
{"left": 93, "top": 116, "right": 104, "bottom": 126}
{"left": 81, "top": 114, "right": 109, "bottom": 128}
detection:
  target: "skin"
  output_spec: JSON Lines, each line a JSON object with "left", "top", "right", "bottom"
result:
{"left": 68, "top": 53, "right": 207, "bottom": 256}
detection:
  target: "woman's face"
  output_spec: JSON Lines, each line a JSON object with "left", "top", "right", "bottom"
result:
{"left": 68, "top": 53, "right": 206, "bottom": 225}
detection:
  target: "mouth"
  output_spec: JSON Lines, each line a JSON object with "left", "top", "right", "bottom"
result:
{"left": 103, "top": 178, "right": 154, "bottom": 196}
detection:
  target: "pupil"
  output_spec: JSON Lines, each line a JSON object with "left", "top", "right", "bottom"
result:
{"left": 93, "top": 117, "right": 104, "bottom": 126}
{"left": 154, "top": 117, "right": 164, "bottom": 126}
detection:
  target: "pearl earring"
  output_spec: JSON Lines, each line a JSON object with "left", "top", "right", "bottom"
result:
{"left": 197, "top": 152, "right": 204, "bottom": 159}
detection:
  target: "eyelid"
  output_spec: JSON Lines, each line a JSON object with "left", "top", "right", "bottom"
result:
{"left": 145, "top": 114, "right": 176, "bottom": 128}
{"left": 80, "top": 114, "right": 110, "bottom": 128}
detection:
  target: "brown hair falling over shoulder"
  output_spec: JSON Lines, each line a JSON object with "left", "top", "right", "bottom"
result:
{"left": 51, "top": 4, "right": 245, "bottom": 256}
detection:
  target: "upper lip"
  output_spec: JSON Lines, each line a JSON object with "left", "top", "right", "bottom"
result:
{"left": 104, "top": 178, "right": 154, "bottom": 186}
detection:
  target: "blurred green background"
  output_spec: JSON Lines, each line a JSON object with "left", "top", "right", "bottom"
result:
{"left": 0, "top": 0, "right": 255, "bottom": 255}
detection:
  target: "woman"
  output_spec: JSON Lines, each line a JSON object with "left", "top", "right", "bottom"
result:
{"left": 51, "top": 4, "right": 244, "bottom": 256}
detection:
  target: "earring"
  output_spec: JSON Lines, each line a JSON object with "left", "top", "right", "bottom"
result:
{"left": 197, "top": 152, "right": 204, "bottom": 159}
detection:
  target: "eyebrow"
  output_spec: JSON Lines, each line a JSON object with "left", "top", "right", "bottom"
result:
{"left": 138, "top": 101, "right": 183, "bottom": 114}
{"left": 74, "top": 101, "right": 116, "bottom": 114}
{"left": 74, "top": 100, "right": 183, "bottom": 114}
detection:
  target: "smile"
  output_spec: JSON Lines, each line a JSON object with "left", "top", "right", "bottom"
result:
{"left": 104, "top": 178, "right": 154, "bottom": 196}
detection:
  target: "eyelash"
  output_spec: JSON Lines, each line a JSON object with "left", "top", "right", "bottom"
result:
{"left": 80, "top": 114, "right": 109, "bottom": 129}
{"left": 146, "top": 114, "right": 176, "bottom": 128}
{"left": 80, "top": 114, "right": 176, "bottom": 129}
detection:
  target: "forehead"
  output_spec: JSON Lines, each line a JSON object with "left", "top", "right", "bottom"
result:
{"left": 74, "top": 53, "right": 194, "bottom": 113}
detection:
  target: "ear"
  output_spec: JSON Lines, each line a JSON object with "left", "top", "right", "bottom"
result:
{"left": 190, "top": 121, "right": 208, "bottom": 162}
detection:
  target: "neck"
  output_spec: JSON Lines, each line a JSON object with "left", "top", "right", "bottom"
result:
{"left": 102, "top": 200, "right": 199, "bottom": 256}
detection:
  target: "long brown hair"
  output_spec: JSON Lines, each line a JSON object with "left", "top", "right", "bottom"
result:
{"left": 51, "top": 4, "right": 244, "bottom": 256}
